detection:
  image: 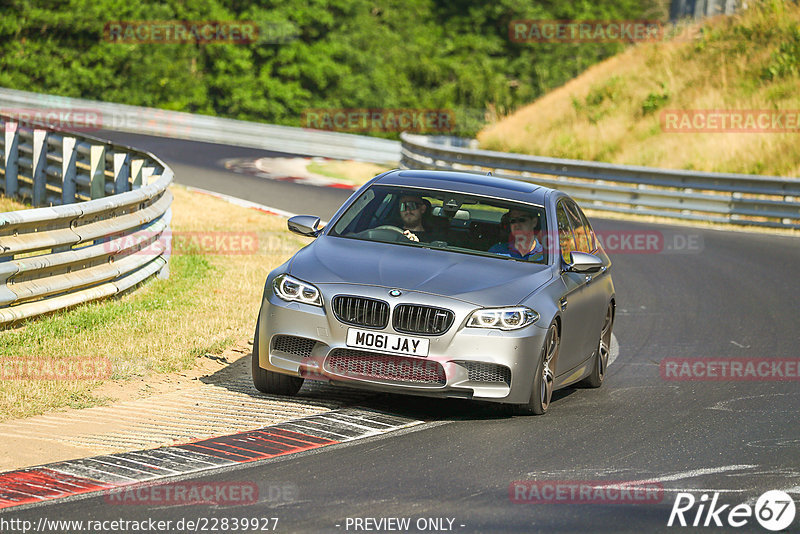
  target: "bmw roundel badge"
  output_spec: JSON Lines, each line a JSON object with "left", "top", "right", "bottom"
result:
{"left": 389, "top": 289, "right": 402, "bottom": 297}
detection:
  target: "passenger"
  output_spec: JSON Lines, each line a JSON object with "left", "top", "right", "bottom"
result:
{"left": 489, "top": 209, "right": 544, "bottom": 261}
{"left": 397, "top": 195, "right": 445, "bottom": 243}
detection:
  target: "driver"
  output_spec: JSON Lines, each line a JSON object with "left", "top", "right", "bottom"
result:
{"left": 489, "top": 208, "right": 544, "bottom": 261}
{"left": 398, "top": 195, "right": 443, "bottom": 243}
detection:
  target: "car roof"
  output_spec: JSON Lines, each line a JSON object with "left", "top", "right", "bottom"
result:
{"left": 374, "top": 169, "right": 551, "bottom": 206}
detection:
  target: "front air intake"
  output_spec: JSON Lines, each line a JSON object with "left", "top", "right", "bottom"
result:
{"left": 325, "top": 349, "right": 446, "bottom": 385}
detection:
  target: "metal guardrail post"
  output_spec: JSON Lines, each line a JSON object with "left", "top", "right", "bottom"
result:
{"left": 32, "top": 129, "right": 48, "bottom": 207}
{"left": 4, "top": 123, "right": 19, "bottom": 197}
{"left": 61, "top": 136, "right": 77, "bottom": 204}
{"left": 113, "top": 153, "right": 130, "bottom": 194}
{"left": 131, "top": 158, "right": 144, "bottom": 189}
{"left": 89, "top": 144, "right": 105, "bottom": 199}
{"left": 142, "top": 166, "right": 154, "bottom": 186}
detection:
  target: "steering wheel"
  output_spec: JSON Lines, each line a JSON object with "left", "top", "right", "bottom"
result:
{"left": 373, "top": 225, "right": 405, "bottom": 234}
{"left": 350, "top": 225, "right": 408, "bottom": 242}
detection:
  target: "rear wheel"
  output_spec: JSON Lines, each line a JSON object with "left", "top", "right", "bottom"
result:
{"left": 580, "top": 302, "right": 613, "bottom": 388}
{"left": 517, "top": 322, "right": 559, "bottom": 415}
{"left": 251, "top": 314, "right": 304, "bottom": 396}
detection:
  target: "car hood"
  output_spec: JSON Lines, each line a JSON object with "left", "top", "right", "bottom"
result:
{"left": 288, "top": 236, "right": 552, "bottom": 306}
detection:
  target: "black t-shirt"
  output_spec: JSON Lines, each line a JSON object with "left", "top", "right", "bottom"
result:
{"left": 402, "top": 227, "right": 446, "bottom": 243}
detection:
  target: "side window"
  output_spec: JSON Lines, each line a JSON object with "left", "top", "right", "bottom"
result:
{"left": 368, "top": 192, "right": 397, "bottom": 227}
{"left": 565, "top": 202, "right": 591, "bottom": 254}
{"left": 575, "top": 204, "right": 597, "bottom": 252}
{"left": 556, "top": 202, "right": 576, "bottom": 263}
{"left": 333, "top": 188, "right": 376, "bottom": 234}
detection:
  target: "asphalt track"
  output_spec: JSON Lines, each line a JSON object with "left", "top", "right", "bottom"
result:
{"left": 2, "top": 132, "right": 798, "bottom": 533}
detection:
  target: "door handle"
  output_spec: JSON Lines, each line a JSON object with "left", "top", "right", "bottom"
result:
{"left": 559, "top": 297, "right": 568, "bottom": 311}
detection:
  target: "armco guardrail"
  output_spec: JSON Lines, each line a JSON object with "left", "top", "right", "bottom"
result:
{"left": 400, "top": 133, "right": 800, "bottom": 229}
{"left": 0, "top": 87, "right": 400, "bottom": 164}
{"left": 0, "top": 114, "right": 173, "bottom": 326}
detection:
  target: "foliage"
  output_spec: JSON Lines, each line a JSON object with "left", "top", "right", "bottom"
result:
{"left": 640, "top": 83, "right": 670, "bottom": 115}
{"left": 0, "top": 0, "right": 660, "bottom": 137}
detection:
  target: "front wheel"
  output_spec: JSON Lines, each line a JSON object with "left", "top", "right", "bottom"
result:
{"left": 252, "top": 314, "right": 304, "bottom": 396}
{"left": 517, "top": 322, "right": 559, "bottom": 415}
{"left": 580, "top": 302, "right": 613, "bottom": 388}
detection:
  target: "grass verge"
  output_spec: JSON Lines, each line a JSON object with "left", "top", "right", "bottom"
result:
{"left": 478, "top": 0, "right": 800, "bottom": 178}
{"left": 0, "top": 185, "right": 310, "bottom": 421}
{"left": 0, "top": 195, "right": 29, "bottom": 212}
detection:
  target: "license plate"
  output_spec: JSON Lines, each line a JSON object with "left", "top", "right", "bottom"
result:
{"left": 346, "top": 328, "right": 429, "bottom": 357}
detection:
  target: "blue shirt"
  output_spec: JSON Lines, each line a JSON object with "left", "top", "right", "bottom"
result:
{"left": 489, "top": 240, "right": 544, "bottom": 261}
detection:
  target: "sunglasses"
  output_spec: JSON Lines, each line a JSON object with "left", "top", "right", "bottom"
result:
{"left": 399, "top": 201, "right": 421, "bottom": 212}
{"left": 508, "top": 216, "right": 533, "bottom": 224}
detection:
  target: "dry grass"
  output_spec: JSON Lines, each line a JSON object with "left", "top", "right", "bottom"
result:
{"left": 0, "top": 185, "right": 310, "bottom": 421}
{"left": 0, "top": 195, "right": 29, "bottom": 212}
{"left": 478, "top": 1, "right": 800, "bottom": 178}
{"left": 307, "top": 160, "right": 394, "bottom": 187}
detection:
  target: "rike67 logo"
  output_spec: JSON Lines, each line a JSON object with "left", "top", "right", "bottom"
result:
{"left": 668, "top": 490, "right": 796, "bottom": 531}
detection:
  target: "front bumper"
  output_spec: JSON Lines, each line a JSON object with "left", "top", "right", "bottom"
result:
{"left": 257, "top": 284, "right": 548, "bottom": 405}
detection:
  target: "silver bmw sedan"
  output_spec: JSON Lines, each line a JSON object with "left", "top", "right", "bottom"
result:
{"left": 253, "top": 169, "right": 615, "bottom": 414}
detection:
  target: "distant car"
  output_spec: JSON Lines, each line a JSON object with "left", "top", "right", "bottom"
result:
{"left": 252, "top": 169, "right": 615, "bottom": 414}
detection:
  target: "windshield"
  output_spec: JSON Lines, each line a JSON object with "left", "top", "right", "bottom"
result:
{"left": 329, "top": 185, "right": 548, "bottom": 264}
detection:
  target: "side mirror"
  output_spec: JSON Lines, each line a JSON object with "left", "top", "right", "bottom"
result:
{"left": 288, "top": 215, "right": 322, "bottom": 237}
{"left": 566, "top": 251, "right": 603, "bottom": 273}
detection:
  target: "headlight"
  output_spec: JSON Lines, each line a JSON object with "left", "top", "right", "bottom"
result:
{"left": 272, "top": 274, "right": 323, "bottom": 306}
{"left": 467, "top": 306, "right": 538, "bottom": 330}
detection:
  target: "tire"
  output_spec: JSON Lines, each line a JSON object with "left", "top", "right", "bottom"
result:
{"left": 251, "top": 314, "right": 304, "bottom": 396}
{"left": 580, "top": 302, "right": 613, "bottom": 388}
{"left": 516, "top": 322, "right": 559, "bottom": 415}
